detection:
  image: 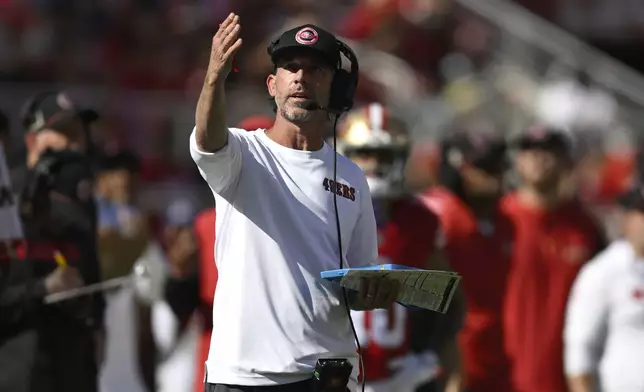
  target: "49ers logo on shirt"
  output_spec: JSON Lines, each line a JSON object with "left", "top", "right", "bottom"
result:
{"left": 323, "top": 178, "right": 356, "bottom": 201}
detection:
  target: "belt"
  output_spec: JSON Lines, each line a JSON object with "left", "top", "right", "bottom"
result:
{"left": 0, "top": 239, "right": 80, "bottom": 262}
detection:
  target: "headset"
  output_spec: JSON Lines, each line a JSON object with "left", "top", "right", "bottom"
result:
{"left": 267, "top": 37, "right": 360, "bottom": 114}
{"left": 268, "top": 36, "right": 366, "bottom": 391}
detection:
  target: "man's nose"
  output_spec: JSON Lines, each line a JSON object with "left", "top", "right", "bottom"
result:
{"left": 293, "top": 67, "right": 315, "bottom": 82}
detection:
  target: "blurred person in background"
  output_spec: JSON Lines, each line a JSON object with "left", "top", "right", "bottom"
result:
{"left": 94, "top": 149, "right": 157, "bottom": 392}
{"left": 152, "top": 198, "right": 200, "bottom": 392}
{"left": 418, "top": 132, "right": 513, "bottom": 392}
{"left": 501, "top": 126, "right": 606, "bottom": 392}
{"left": 95, "top": 150, "right": 148, "bottom": 280}
{"left": 336, "top": 103, "right": 451, "bottom": 392}
{"left": 564, "top": 184, "right": 644, "bottom": 392}
{"left": 165, "top": 205, "right": 217, "bottom": 392}
{"left": 0, "top": 106, "right": 24, "bottom": 309}
{"left": 22, "top": 92, "right": 97, "bottom": 168}
{"left": 404, "top": 142, "right": 441, "bottom": 193}
{"left": 0, "top": 92, "right": 104, "bottom": 392}
{"left": 165, "top": 115, "right": 274, "bottom": 392}
{"left": 0, "top": 107, "right": 21, "bottom": 240}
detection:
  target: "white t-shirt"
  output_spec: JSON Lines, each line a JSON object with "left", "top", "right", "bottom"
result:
{"left": 564, "top": 240, "right": 644, "bottom": 392}
{"left": 190, "top": 127, "right": 378, "bottom": 387}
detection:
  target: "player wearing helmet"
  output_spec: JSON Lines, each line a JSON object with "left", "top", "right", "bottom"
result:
{"left": 418, "top": 132, "right": 514, "bottom": 392}
{"left": 336, "top": 103, "right": 459, "bottom": 392}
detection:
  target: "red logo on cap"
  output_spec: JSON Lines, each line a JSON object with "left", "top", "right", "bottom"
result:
{"left": 295, "top": 27, "right": 319, "bottom": 45}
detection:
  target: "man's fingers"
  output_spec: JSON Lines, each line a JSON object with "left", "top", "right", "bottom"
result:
{"left": 374, "top": 278, "right": 391, "bottom": 308}
{"left": 224, "top": 15, "right": 240, "bottom": 34}
{"left": 219, "top": 15, "right": 239, "bottom": 43}
{"left": 222, "top": 24, "right": 241, "bottom": 50}
{"left": 383, "top": 279, "right": 400, "bottom": 307}
{"left": 224, "top": 38, "right": 243, "bottom": 58}
{"left": 365, "top": 278, "right": 379, "bottom": 308}
{"left": 358, "top": 277, "right": 369, "bottom": 303}
{"left": 215, "top": 12, "right": 236, "bottom": 38}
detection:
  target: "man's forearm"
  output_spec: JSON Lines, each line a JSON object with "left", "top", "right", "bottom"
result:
{"left": 195, "top": 80, "right": 228, "bottom": 152}
{"left": 568, "top": 374, "right": 598, "bottom": 392}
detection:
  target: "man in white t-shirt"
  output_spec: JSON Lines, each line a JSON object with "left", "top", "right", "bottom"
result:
{"left": 564, "top": 185, "right": 644, "bottom": 392}
{"left": 189, "top": 13, "right": 400, "bottom": 392}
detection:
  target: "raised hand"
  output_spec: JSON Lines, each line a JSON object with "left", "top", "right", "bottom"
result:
{"left": 207, "top": 12, "right": 243, "bottom": 83}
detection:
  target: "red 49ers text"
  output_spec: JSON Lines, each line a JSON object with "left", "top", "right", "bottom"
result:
{"left": 322, "top": 177, "right": 356, "bottom": 201}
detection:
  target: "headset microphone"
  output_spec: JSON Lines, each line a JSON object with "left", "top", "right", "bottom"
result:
{"left": 303, "top": 101, "right": 325, "bottom": 111}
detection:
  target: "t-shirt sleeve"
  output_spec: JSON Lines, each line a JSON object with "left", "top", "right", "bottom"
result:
{"left": 346, "top": 175, "right": 378, "bottom": 268}
{"left": 564, "top": 256, "right": 609, "bottom": 376}
{"left": 189, "top": 127, "right": 244, "bottom": 194}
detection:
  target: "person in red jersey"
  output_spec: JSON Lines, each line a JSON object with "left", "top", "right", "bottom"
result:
{"left": 501, "top": 127, "right": 606, "bottom": 392}
{"left": 164, "top": 116, "right": 274, "bottom": 392}
{"left": 418, "top": 131, "right": 514, "bottom": 392}
{"left": 336, "top": 103, "right": 461, "bottom": 392}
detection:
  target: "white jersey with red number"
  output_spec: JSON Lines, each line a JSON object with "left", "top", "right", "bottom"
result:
{"left": 352, "top": 197, "right": 440, "bottom": 381}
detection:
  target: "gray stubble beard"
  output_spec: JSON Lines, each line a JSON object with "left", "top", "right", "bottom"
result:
{"left": 278, "top": 102, "right": 315, "bottom": 124}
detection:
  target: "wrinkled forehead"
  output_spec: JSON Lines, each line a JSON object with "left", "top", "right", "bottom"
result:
{"left": 274, "top": 48, "right": 336, "bottom": 70}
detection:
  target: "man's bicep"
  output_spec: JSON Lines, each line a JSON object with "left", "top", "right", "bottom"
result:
{"left": 189, "top": 127, "right": 243, "bottom": 194}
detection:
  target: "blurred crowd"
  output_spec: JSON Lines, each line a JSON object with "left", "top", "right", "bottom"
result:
{"left": 2, "top": 0, "right": 644, "bottom": 392}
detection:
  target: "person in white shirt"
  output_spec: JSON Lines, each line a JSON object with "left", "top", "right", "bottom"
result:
{"left": 189, "top": 13, "right": 400, "bottom": 392}
{"left": 565, "top": 185, "right": 644, "bottom": 392}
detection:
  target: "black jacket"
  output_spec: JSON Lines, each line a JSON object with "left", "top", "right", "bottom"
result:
{"left": 0, "top": 150, "right": 104, "bottom": 392}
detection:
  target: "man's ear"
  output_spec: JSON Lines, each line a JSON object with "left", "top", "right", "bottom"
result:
{"left": 266, "top": 74, "right": 276, "bottom": 98}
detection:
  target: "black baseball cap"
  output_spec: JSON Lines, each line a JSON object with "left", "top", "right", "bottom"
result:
{"left": 513, "top": 125, "right": 572, "bottom": 154}
{"left": 22, "top": 91, "right": 99, "bottom": 133}
{"left": 442, "top": 132, "right": 508, "bottom": 174}
{"left": 618, "top": 185, "right": 644, "bottom": 212}
{"left": 268, "top": 24, "right": 340, "bottom": 68}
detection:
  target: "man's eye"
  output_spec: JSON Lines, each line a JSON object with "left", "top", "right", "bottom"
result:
{"left": 284, "top": 63, "right": 299, "bottom": 72}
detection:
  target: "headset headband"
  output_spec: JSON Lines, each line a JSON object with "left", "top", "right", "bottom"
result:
{"left": 336, "top": 40, "right": 359, "bottom": 77}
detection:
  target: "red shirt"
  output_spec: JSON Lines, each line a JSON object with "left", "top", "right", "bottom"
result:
{"left": 419, "top": 187, "right": 513, "bottom": 392}
{"left": 501, "top": 193, "right": 605, "bottom": 392}
{"left": 357, "top": 197, "right": 440, "bottom": 381}
{"left": 192, "top": 208, "right": 218, "bottom": 392}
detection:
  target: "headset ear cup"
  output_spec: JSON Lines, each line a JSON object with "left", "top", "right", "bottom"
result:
{"left": 329, "top": 70, "right": 354, "bottom": 113}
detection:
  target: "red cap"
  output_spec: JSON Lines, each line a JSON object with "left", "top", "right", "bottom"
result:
{"left": 237, "top": 115, "right": 274, "bottom": 131}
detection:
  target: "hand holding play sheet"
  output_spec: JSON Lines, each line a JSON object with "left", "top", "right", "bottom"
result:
{"left": 339, "top": 269, "right": 460, "bottom": 313}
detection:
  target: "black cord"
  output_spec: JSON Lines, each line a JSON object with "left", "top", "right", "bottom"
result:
{"left": 331, "top": 115, "right": 365, "bottom": 392}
